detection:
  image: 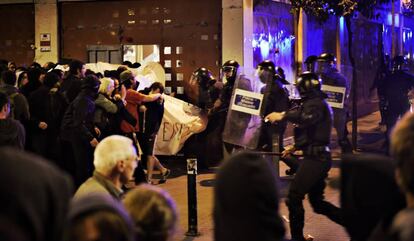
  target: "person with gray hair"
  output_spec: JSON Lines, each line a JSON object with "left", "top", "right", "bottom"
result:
{"left": 74, "top": 135, "right": 138, "bottom": 200}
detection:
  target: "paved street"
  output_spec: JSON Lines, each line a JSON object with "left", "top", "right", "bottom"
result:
{"left": 158, "top": 111, "right": 385, "bottom": 241}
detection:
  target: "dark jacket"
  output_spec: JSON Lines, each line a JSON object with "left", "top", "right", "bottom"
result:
{"left": 284, "top": 93, "right": 332, "bottom": 150}
{"left": 0, "top": 147, "right": 73, "bottom": 241}
{"left": 261, "top": 80, "right": 290, "bottom": 132}
{"left": 29, "top": 86, "right": 67, "bottom": 136}
{"left": 384, "top": 71, "right": 414, "bottom": 114}
{"left": 139, "top": 88, "right": 164, "bottom": 136}
{"left": 0, "top": 84, "right": 30, "bottom": 122}
{"left": 61, "top": 89, "right": 97, "bottom": 142}
{"left": 340, "top": 154, "right": 405, "bottom": 241}
{"left": 0, "top": 118, "right": 25, "bottom": 149}
{"left": 214, "top": 152, "right": 285, "bottom": 241}
{"left": 60, "top": 74, "right": 82, "bottom": 103}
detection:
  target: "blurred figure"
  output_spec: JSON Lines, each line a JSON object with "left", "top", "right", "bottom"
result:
{"left": 123, "top": 184, "right": 177, "bottom": 241}
{"left": 340, "top": 154, "right": 405, "bottom": 241}
{"left": 384, "top": 56, "right": 414, "bottom": 153}
{"left": 388, "top": 113, "right": 414, "bottom": 240}
{"left": 387, "top": 209, "right": 414, "bottom": 241}
{"left": 316, "top": 53, "right": 352, "bottom": 153}
{"left": 0, "top": 147, "right": 73, "bottom": 241}
{"left": 64, "top": 194, "right": 134, "bottom": 241}
{"left": 0, "top": 92, "right": 25, "bottom": 149}
{"left": 214, "top": 152, "right": 285, "bottom": 241}
{"left": 74, "top": 135, "right": 138, "bottom": 200}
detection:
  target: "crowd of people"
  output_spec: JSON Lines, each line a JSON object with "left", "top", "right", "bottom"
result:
{"left": 1, "top": 55, "right": 414, "bottom": 241}
{"left": 0, "top": 59, "right": 170, "bottom": 187}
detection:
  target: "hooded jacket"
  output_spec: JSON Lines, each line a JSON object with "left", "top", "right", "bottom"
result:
{"left": 214, "top": 152, "right": 285, "bottom": 241}
{"left": 61, "top": 88, "right": 97, "bottom": 142}
{"left": 0, "top": 147, "right": 73, "bottom": 241}
{"left": 341, "top": 154, "right": 405, "bottom": 241}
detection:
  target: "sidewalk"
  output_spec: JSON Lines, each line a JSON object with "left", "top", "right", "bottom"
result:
{"left": 159, "top": 111, "right": 385, "bottom": 241}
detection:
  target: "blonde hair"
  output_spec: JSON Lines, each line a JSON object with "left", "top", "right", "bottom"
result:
{"left": 123, "top": 184, "right": 177, "bottom": 241}
{"left": 94, "top": 135, "right": 136, "bottom": 174}
{"left": 98, "top": 77, "right": 115, "bottom": 95}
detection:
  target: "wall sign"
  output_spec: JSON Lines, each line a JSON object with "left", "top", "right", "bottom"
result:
{"left": 40, "top": 33, "right": 51, "bottom": 52}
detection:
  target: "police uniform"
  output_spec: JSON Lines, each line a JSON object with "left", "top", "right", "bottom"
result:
{"left": 317, "top": 53, "right": 352, "bottom": 153}
{"left": 383, "top": 69, "right": 414, "bottom": 150}
{"left": 269, "top": 72, "right": 342, "bottom": 241}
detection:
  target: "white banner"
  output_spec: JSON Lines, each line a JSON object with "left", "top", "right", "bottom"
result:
{"left": 56, "top": 62, "right": 201, "bottom": 155}
{"left": 56, "top": 61, "right": 166, "bottom": 90}
{"left": 321, "top": 84, "right": 346, "bottom": 109}
{"left": 154, "top": 95, "right": 207, "bottom": 155}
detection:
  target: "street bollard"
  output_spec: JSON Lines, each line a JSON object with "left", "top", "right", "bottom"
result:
{"left": 272, "top": 133, "right": 280, "bottom": 177}
{"left": 185, "top": 158, "right": 200, "bottom": 236}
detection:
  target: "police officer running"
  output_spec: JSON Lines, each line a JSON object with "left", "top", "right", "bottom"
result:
{"left": 266, "top": 72, "right": 342, "bottom": 241}
{"left": 316, "top": 53, "right": 352, "bottom": 153}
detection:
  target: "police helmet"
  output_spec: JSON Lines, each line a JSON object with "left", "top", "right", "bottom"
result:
{"left": 221, "top": 60, "right": 240, "bottom": 84}
{"left": 295, "top": 72, "right": 322, "bottom": 98}
{"left": 257, "top": 60, "right": 276, "bottom": 75}
{"left": 318, "top": 53, "right": 336, "bottom": 63}
{"left": 305, "top": 55, "right": 318, "bottom": 64}
{"left": 191, "top": 67, "right": 215, "bottom": 90}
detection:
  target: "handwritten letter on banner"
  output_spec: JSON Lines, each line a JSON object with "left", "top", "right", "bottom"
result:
{"left": 155, "top": 95, "right": 208, "bottom": 155}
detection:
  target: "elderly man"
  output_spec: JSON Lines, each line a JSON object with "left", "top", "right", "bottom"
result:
{"left": 74, "top": 135, "right": 138, "bottom": 200}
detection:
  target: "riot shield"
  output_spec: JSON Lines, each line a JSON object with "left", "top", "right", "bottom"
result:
{"left": 222, "top": 74, "right": 268, "bottom": 149}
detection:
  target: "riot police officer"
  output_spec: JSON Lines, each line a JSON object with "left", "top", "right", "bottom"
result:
{"left": 189, "top": 67, "right": 219, "bottom": 110}
{"left": 211, "top": 60, "right": 251, "bottom": 154}
{"left": 186, "top": 67, "right": 222, "bottom": 167}
{"left": 266, "top": 72, "right": 342, "bottom": 241}
{"left": 384, "top": 55, "right": 414, "bottom": 151}
{"left": 256, "top": 60, "right": 290, "bottom": 157}
{"left": 317, "top": 53, "right": 352, "bottom": 153}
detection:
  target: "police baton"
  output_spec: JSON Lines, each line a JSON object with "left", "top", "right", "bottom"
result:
{"left": 185, "top": 158, "right": 200, "bottom": 236}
